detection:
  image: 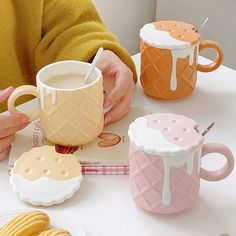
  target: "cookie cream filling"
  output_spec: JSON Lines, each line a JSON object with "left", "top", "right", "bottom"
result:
{"left": 10, "top": 174, "right": 83, "bottom": 206}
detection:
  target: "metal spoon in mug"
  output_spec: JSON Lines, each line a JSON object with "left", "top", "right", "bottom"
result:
{"left": 199, "top": 17, "right": 209, "bottom": 32}
{"left": 202, "top": 122, "right": 215, "bottom": 136}
{"left": 84, "top": 47, "right": 104, "bottom": 84}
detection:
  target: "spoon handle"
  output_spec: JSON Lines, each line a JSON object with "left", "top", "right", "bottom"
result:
{"left": 202, "top": 122, "right": 214, "bottom": 136}
{"left": 84, "top": 47, "right": 104, "bottom": 83}
{"left": 199, "top": 17, "right": 209, "bottom": 32}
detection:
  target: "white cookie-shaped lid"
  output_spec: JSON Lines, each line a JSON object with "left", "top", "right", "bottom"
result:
{"left": 10, "top": 146, "right": 83, "bottom": 206}
{"left": 128, "top": 113, "right": 203, "bottom": 157}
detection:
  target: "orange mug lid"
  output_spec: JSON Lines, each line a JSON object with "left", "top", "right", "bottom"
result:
{"left": 140, "top": 20, "right": 201, "bottom": 49}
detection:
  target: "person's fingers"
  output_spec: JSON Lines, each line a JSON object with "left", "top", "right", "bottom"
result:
{"left": 0, "top": 122, "right": 29, "bottom": 139}
{"left": 0, "top": 86, "right": 14, "bottom": 103}
{"left": 0, "top": 114, "right": 29, "bottom": 130}
{"left": 0, "top": 134, "right": 15, "bottom": 153}
{"left": 0, "top": 145, "right": 11, "bottom": 161}
{"left": 105, "top": 69, "right": 132, "bottom": 106}
{"left": 104, "top": 87, "right": 132, "bottom": 125}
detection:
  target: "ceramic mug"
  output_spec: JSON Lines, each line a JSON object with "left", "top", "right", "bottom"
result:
{"left": 128, "top": 113, "right": 234, "bottom": 214}
{"left": 8, "top": 61, "right": 104, "bottom": 146}
{"left": 140, "top": 21, "right": 224, "bottom": 100}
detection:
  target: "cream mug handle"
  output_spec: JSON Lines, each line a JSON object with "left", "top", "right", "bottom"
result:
{"left": 200, "top": 143, "right": 234, "bottom": 181}
{"left": 7, "top": 85, "right": 40, "bottom": 122}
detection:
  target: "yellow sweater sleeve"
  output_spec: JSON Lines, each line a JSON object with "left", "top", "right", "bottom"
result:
{"left": 34, "top": 0, "right": 137, "bottom": 82}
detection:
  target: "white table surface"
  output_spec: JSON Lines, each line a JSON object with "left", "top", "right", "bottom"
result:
{"left": 0, "top": 54, "right": 236, "bottom": 236}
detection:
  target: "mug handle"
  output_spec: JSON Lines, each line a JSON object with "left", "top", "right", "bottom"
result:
{"left": 197, "top": 40, "right": 224, "bottom": 72}
{"left": 7, "top": 85, "right": 40, "bottom": 121}
{"left": 200, "top": 143, "right": 234, "bottom": 181}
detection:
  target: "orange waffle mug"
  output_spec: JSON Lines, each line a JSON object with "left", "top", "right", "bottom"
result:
{"left": 8, "top": 61, "right": 104, "bottom": 146}
{"left": 140, "top": 21, "right": 224, "bottom": 100}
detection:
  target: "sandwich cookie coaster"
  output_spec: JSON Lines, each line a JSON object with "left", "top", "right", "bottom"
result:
{"left": 10, "top": 145, "right": 83, "bottom": 206}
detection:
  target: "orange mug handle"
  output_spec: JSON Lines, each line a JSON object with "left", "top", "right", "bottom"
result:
{"left": 197, "top": 40, "right": 224, "bottom": 72}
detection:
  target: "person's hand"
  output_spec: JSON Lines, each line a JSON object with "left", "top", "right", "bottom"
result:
{"left": 0, "top": 87, "right": 29, "bottom": 160}
{"left": 96, "top": 50, "right": 135, "bottom": 125}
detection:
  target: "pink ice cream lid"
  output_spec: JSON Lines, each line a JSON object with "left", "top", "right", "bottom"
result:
{"left": 128, "top": 113, "right": 203, "bottom": 156}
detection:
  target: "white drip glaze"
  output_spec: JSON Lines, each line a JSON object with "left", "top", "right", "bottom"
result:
{"left": 47, "top": 87, "right": 57, "bottom": 105}
{"left": 170, "top": 44, "right": 198, "bottom": 91}
{"left": 38, "top": 84, "right": 57, "bottom": 111}
{"left": 161, "top": 150, "right": 198, "bottom": 205}
{"left": 197, "top": 149, "right": 202, "bottom": 173}
{"left": 38, "top": 86, "right": 44, "bottom": 111}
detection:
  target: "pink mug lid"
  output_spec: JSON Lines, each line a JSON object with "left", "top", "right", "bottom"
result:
{"left": 128, "top": 113, "right": 203, "bottom": 157}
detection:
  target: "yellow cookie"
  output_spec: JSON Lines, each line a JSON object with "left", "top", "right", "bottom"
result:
{"left": 10, "top": 145, "right": 83, "bottom": 206}
{"left": 0, "top": 211, "right": 49, "bottom": 236}
{"left": 38, "top": 229, "right": 71, "bottom": 236}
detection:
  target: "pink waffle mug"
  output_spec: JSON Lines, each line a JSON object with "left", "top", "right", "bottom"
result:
{"left": 128, "top": 113, "right": 234, "bottom": 214}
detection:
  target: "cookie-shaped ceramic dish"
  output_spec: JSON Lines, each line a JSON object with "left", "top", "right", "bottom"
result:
{"left": 10, "top": 146, "right": 83, "bottom": 206}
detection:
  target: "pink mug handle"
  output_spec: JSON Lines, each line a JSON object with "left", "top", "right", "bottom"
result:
{"left": 200, "top": 143, "right": 234, "bottom": 181}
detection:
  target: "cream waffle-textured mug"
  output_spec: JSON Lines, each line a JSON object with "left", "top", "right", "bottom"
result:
{"left": 8, "top": 61, "right": 104, "bottom": 146}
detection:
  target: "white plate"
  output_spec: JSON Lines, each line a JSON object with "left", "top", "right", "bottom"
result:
{"left": 0, "top": 209, "right": 86, "bottom": 236}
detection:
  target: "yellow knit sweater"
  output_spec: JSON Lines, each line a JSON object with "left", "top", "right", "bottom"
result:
{"left": 0, "top": 0, "right": 137, "bottom": 112}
